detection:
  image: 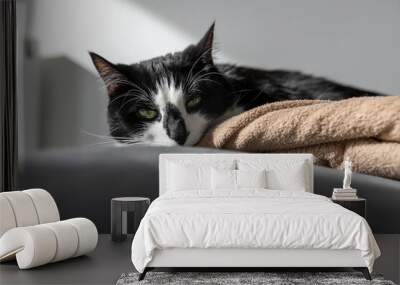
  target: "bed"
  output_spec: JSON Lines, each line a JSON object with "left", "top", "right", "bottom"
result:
{"left": 131, "top": 153, "right": 380, "bottom": 280}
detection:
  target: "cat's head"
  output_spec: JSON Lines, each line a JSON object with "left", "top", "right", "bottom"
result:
{"left": 90, "top": 23, "right": 235, "bottom": 146}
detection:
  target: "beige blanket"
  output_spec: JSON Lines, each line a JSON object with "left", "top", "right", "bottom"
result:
{"left": 198, "top": 96, "right": 400, "bottom": 180}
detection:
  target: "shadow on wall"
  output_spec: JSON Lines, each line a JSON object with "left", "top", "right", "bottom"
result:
{"left": 29, "top": 57, "right": 108, "bottom": 150}
{"left": 130, "top": 0, "right": 400, "bottom": 95}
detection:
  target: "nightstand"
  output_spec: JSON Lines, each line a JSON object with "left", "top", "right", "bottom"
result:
{"left": 111, "top": 197, "right": 150, "bottom": 242}
{"left": 331, "top": 197, "right": 366, "bottom": 218}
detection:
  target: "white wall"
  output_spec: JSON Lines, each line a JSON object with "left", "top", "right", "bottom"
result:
{"left": 30, "top": 0, "right": 198, "bottom": 72}
{"left": 29, "top": 0, "right": 400, "bottom": 95}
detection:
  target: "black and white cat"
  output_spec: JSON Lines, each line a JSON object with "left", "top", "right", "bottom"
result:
{"left": 90, "top": 23, "right": 382, "bottom": 146}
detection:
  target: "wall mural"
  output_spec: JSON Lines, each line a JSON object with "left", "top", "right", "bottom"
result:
{"left": 14, "top": 1, "right": 400, "bottom": 188}
{"left": 89, "top": 24, "right": 399, "bottom": 180}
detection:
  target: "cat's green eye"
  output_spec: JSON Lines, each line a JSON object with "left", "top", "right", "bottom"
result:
{"left": 137, "top": 109, "right": 157, "bottom": 120}
{"left": 186, "top": 96, "right": 202, "bottom": 108}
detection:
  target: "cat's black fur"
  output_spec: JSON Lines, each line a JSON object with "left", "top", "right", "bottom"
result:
{"left": 90, "top": 23, "right": 382, "bottom": 146}
{"left": 219, "top": 64, "right": 382, "bottom": 110}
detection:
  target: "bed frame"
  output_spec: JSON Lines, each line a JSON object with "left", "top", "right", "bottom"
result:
{"left": 139, "top": 154, "right": 371, "bottom": 280}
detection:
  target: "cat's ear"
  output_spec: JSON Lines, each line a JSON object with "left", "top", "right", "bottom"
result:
{"left": 89, "top": 52, "right": 126, "bottom": 95}
{"left": 195, "top": 22, "right": 215, "bottom": 65}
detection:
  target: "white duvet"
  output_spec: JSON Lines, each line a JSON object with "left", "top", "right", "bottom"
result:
{"left": 131, "top": 190, "right": 380, "bottom": 272}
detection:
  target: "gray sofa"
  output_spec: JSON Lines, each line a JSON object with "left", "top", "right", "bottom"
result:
{"left": 18, "top": 145, "right": 400, "bottom": 234}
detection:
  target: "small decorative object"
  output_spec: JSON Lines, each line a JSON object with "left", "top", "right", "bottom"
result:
{"left": 342, "top": 157, "right": 353, "bottom": 189}
{"left": 332, "top": 157, "right": 358, "bottom": 200}
{"left": 332, "top": 187, "right": 358, "bottom": 200}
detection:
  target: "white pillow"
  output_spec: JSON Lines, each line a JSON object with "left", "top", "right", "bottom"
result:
{"left": 238, "top": 159, "right": 308, "bottom": 191}
{"left": 211, "top": 168, "right": 236, "bottom": 190}
{"left": 167, "top": 163, "right": 208, "bottom": 191}
{"left": 211, "top": 168, "right": 267, "bottom": 190}
{"left": 166, "top": 160, "right": 235, "bottom": 192}
{"left": 237, "top": 169, "right": 267, "bottom": 189}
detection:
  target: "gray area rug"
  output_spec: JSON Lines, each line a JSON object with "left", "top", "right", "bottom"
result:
{"left": 116, "top": 272, "right": 395, "bottom": 285}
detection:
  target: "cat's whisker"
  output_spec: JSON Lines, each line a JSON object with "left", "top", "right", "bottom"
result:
{"left": 81, "top": 130, "right": 115, "bottom": 139}
{"left": 126, "top": 90, "right": 153, "bottom": 103}
{"left": 108, "top": 93, "right": 136, "bottom": 106}
{"left": 104, "top": 77, "right": 154, "bottom": 103}
{"left": 118, "top": 98, "right": 141, "bottom": 113}
{"left": 188, "top": 78, "right": 224, "bottom": 93}
{"left": 117, "top": 95, "right": 157, "bottom": 113}
{"left": 81, "top": 130, "right": 134, "bottom": 142}
{"left": 229, "top": 88, "right": 256, "bottom": 107}
{"left": 108, "top": 90, "right": 153, "bottom": 112}
{"left": 244, "top": 85, "right": 268, "bottom": 107}
{"left": 85, "top": 140, "right": 122, "bottom": 148}
{"left": 187, "top": 71, "right": 223, "bottom": 91}
{"left": 190, "top": 78, "right": 224, "bottom": 88}
{"left": 231, "top": 88, "right": 254, "bottom": 95}
{"left": 187, "top": 69, "right": 217, "bottom": 87}
{"left": 85, "top": 138, "right": 143, "bottom": 148}
{"left": 191, "top": 71, "right": 222, "bottom": 82}
{"left": 184, "top": 47, "right": 213, "bottom": 90}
